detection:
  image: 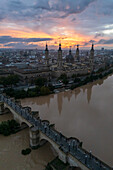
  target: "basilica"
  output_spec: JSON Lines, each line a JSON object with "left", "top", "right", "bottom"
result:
{"left": 44, "top": 43, "right": 94, "bottom": 78}
{"left": 14, "top": 43, "right": 95, "bottom": 82}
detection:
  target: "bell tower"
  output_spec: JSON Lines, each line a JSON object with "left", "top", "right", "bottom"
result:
{"left": 57, "top": 43, "right": 63, "bottom": 69}
{"left": 90, "top": 44, "right": 94, "bottom": 71}
{"left": 69, "top": 46, "right": 72, "bottom": 55}
{"left": 45, "top": 43, "right": 49, "bottom": 66}
{"left": 76, "top": 45, "right": 80, "bottom": 61}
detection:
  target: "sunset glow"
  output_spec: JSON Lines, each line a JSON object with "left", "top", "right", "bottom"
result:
{"left": 0, "top": 0, "right": 113, "bottom": 49}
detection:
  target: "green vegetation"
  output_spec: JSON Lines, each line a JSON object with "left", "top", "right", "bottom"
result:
{"left": 48, "top": 83, "right": 55, "bottom": 91}
{"left": 3, "top": 76, "right": 54, "bottom": 99}
{"left": 35, "top": 77, "right": 47, "bottom": 87}
{"left": 58, "top": 74, "right": 67, "bottom": 80}
{"left": 40, "top": 86, "right": 50, "bottom": 95}
{"left": 3, "top": 69, "right": 113, "bottom": 98}
{"left": 72, "top": 73, "right": 90, "bottom": 78}
{"left": 0, "top": 119, "right": 20, "bottom": 136}
{"left": 45, "top": 163, "right": 53, "bottom": 170}
{"left": 74, "top": 77, "right": 81, "bottom": 83}
{"left": 4, "top": 85, "right": 53, "bottom": 99}
{"left": 21, "top": 148, "right": 31, "bottom": 155}
{"left": 58, "top": 74, "right": 69, "bottom": 85}
{"left": 97, "top": 68, "right": 105, "bottom": 73}
{"left": 70, "top": 69, "right": 113, "bottom": 90}
{"left": 72, "top": 74, "right": 77, "bottom": 78}
{"left": 45, "top": 157, "right": 69, "bottom": 170}
{"left": 0, "top": 75, "right": 19, "bottom": 87}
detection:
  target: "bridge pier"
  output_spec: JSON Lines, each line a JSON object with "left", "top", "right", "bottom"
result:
{"left": 0, "top": 102, "right": 4, "bottom": 115}
{"left": 29, "top": 127, "right": 40, "bottom": 149}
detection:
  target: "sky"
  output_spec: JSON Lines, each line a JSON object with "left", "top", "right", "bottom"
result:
{"left": 0, "top": 0, "right": 113, "bottom": 49}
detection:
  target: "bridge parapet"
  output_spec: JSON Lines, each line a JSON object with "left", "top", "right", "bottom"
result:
{"left": 0, "top": 94, "right": 112, "bottom": 170}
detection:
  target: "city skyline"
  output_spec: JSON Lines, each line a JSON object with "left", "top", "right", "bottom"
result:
{"left": 0, "top": 0, "right": 113, "bottom": 49}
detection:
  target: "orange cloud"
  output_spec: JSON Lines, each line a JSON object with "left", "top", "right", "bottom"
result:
{"left": 0, "top": 26, "right": 93, "bottom": 49}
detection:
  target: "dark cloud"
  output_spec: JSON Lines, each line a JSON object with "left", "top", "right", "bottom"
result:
{"left": 98, "top": 39, "right": 113, "bottom": 44}
{"left": 84, "top": 38, "right": 113, "bottom": 46}
{"left": 95, "top": 33, "right": 104, "bottom": 38}
{"left": 26, "top": 38, "right": 53, "bottom": 42}
{"left": 89, "top": 40, "right": 96, "bottom": 43}
{"left": 34, "top": 0, "right": 96, "bottom": 18}
{"left": 34, "top": 0, "right": 50, "bottom": 10}
{"left": 71, "top": 18, "right": 76, "bottom": 22}
{"left": 84, "top": 42, "right": 89, "bottom": 46}
{"left": 4, "top": 42, "right": 38, "bottom": 49}
{"left": 84, "top": 40, "right": 96, "bottom": 46}
{"left": 0, "top": 0, "right": 96, "bottom": 22}
{"left": 0, "top": 15, "right": 5, "bottom": 21}
{"left": 0, "top": 36, "right": 53, "bottom": 44}
{"left": 72, "top": 0, "right": 113, "bottom": 38}
{"left": 97, "top": 39, "right": 106, "bottom": 44}
{"left": 8, "top": 0, "right": 25, "bottom": 10}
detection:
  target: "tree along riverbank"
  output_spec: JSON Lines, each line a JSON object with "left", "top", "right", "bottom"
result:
{"left": 0, "top": 119, "right": 20, "bottom": 136}
{"left": 3, "top": 67, "right": 113, "bottom": 99}
{"left": 70, "top": 68, "right": 113, "bottom": 90}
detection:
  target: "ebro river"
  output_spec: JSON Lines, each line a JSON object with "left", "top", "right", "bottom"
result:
{"left": 0, "top": 75, "right": 113, "bottom": 169}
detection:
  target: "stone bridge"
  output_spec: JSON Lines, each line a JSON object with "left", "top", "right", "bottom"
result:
{"left": 0, "top": 94, "right": 112, "bottom": 170}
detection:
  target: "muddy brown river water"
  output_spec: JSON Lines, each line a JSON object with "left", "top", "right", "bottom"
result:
{"left": 0, "top": 75, "right": 113, "bottom": 169}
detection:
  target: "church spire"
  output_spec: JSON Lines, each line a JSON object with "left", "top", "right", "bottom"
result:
{"left": 59, "top": 43, "right": 62, "bottom": 51}
{"left": 90, "top": 44, "right": 94, "bottom": 72}
{"left": 58, "top": 43, "right": 63, "bottom": 69}
{"left": 69, "top": 46, "right": 72, "bottom": 55}
{"left": 45, "top": 42, "right": 48, "bottom": 51}
{"left": 91, "top": 44, "right": 94, "bottom": 51}
{"left": 45, "top": 42, "right": 49, "bottom": 66}
{"left": 76, "top": 44, "right": 80, "bottom": 61}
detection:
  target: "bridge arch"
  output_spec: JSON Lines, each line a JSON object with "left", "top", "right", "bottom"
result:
{"left": 3, "top": 102, "right": 32, "bottom": 127}
{"left": 21, "top": 122, "right": 29, "bottom": 128}
{"left": 39, "top": 132, "right": 67, "bottom": 163}
{"left": 39, "top": 138, "right": 58, "bottom": 157}
{"left": 3, "top": 107, "right": 12, "bottom": 115}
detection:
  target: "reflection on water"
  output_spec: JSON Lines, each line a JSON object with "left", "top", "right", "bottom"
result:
{"left": 0, "top": 114, "right": 55, "bottom": 170}
{"left": 21, "top": 75, "right": 113, "bottom": 166}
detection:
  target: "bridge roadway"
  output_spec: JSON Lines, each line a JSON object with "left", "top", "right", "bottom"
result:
{"left": 0, "top": 94, "right": 112, "bottom": 170}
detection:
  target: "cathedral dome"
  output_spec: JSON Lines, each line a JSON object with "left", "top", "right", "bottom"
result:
{"left": 66, "top": 48, "right": 74, "bottom": 63}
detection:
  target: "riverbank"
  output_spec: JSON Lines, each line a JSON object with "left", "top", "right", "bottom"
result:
{"left": 3, "top": 67, "right": 113, "bottom": 99}
{"left": 70, "top": 67, "right": 113, "bottom": 90}
{"left": 0, "top": 119, "right": 28, "bottom": 136}
{"left": 0, "top": 119, "right": 20, "bottom": 136}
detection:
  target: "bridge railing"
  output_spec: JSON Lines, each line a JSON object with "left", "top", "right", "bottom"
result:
{"left": 0, "top": 94, "right": 112, "bottom": 170}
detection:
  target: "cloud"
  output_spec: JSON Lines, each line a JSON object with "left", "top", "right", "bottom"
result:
{"left": 89, "top": 40, "right": 96, "bottom": 43}
{"left": 4, "top": 42, "right": 38, "bottom": 49}
{"left": 34, "top": 0, "right": 96, "bottom": 18}
{"left": 84, "top": 40, "right": 96, "bottom": 46}
{"left": 34, "top": 0, "right": 50, "bottom": 10}
{"left": 0, "top": 0, "right": 113, "bottom": 49}
{"left": 71, "top": 18, "right": 76, "bottom": 22}
{"left": 0, "top": 36, "right": 53, "bottom": 44}
{"left": 94, "top": 33, "right": 104, "bottom": 38}
{"left": 0, "top": 0, "right": 96, "bottom": 23}
{"left": 83, "top": 38, "right": 113, "bottom": 46}
{"left": 98, "top": 39, "right": 113, "bottom": 44}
